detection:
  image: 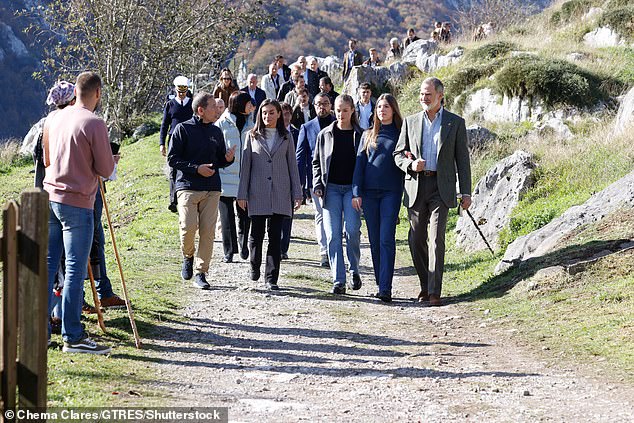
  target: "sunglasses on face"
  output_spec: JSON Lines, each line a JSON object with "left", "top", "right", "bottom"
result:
{"left": 221, "top": 77, "right": 232, "bottom": 80}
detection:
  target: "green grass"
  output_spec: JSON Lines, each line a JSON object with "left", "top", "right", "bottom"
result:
{"left": 0, "top": 134, "right": 188, "bottom": 406}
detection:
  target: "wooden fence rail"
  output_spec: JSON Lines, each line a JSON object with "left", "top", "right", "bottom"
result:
{"left": 0, "top": 188, "right": 48, "bottom": 419}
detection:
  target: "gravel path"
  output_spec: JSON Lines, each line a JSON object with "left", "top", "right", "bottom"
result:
{"left": 145, "top": 206, "right": 634, "bottom": 422}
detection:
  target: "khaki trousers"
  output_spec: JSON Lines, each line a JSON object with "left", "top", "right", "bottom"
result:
{"left": 177, "top": 190, "right": 221, "bottom": 274}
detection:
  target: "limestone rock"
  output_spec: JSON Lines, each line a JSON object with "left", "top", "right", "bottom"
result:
{"left": 536, "top": 118, "right": 573, "bottom": 140}
{"left": 583, "top": 27, "right": 623, "bottom": 48}
{"left": 613, "top": 85, "right": 634, "bottom": 137}
{"left": 462, "top": 88, "right": 547, "bottom": 123}
{"left": 132, "top": 122, "right": 160, "bottom": 141}
{"left": 466, "top": 124, "right": 496, "bottom": 149}
{"left": 495, "top": 170, "right": 634, "bottom": 274}
{"left": 319, "top": 55, "right": 343, "bottom": 86}
{"left": 342, "top": 65, "right": 392, "bottom": 102}
{"left": 566, "top": 52, "right": 585, "bottom": 62}
{"left": 455, "top": 151, "right": 536, "bottom": 253}
{"left": 415, "top": 47, "right": 464, "bottom": 73}
{"left": 388, "top": 61, "right": 409, "bottom": 84}
{"left": 401, "top": 39, "right": 437, "bottom": 65}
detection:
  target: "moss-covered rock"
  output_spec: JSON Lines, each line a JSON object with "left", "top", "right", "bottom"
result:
{"left": 550, "top": 0, "right": 596, "bottom": 25}
{"left": 493, "top": 55, "right": 607, "bottom": 108}
{"left": 465, "top": 41, "right": 517, "bottom": 62}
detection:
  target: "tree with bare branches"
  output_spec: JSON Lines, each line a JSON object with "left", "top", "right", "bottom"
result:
{"left": 448, "top": 0, "right": 542, "bottom": 38}
{"left": 26, "top": 0, "right": 274, "bottom": 136}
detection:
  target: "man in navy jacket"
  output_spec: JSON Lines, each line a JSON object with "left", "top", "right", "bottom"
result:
{"left": 168, "top": 92, "right": 235, "bottom": 290}
{"left": 295, "top": 93, "right": 335, "bottom": 267}
{"left": 240, "top": 73, "right": 266, "bottom": 113}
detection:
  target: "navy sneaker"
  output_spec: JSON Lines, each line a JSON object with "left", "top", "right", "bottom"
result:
{"left": 181, "top": 256, "right": 194, "bottom": 280}
{"left": 192, "top": 273, "right": 211, "bottom": 290}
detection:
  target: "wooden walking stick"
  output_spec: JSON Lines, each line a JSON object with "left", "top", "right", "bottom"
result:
{"left": 99, "top": 178, "right": 142, "bottom": 349}
{"left": 87, "top": 263, "right": 107, "bottom": 333}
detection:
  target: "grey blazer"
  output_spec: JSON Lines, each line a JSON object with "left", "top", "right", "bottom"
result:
{"left": 237, "top": 129, "right": 303, "bottom": 217}
{"left": 393, "top": 109, "right": 471, "bottom": 208}
{"left": 312, "top": 121, "right": 364, "bottom": 195}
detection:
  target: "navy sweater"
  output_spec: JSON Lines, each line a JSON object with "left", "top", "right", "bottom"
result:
{"left": 159, "top": 98, "right": 194, "bottom": 146}
{"left": 167, "top": 116, "right": 232, "bottom": 193}
{"left": 352, "top": 123, "right": 404, "bottom": 197}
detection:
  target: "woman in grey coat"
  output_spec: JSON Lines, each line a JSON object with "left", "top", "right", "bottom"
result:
{"left": 217, "top": 92, "right": 255, "bottom": 263}
{"left": 237, "top": 99, "right": 303, "bottom": 290}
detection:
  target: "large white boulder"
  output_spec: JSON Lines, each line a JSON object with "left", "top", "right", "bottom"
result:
{"left": 415, "top": 47, "right": 464, "bottom": 73}
{"left": 495, "top": 170, "right": 634, "bottom": 274}
{"left": 583, "top": 27, "right": 623, "bottom": 48}
{"left": 456, "top": 151, "right": 536, "bottom": 253}
{"left": 613, "top": 85, "right": 634, "bottom": 137}
{"left": 462, "top": 88, "right": 547, "bottom": 123}
{"left": 342, "top": 65, "right": 392, "bottom": 102}
{"left": 401, "top": 39, "right": 438, "bottom": 65}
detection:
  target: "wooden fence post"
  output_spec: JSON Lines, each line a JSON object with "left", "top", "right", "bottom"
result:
{"left": 16, "top": 189, "right": 48, "bottom": 409}
{"left": 1, "top": 201, "right": 19, "bottom": 416}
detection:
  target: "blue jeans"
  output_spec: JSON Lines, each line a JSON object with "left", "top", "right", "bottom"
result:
{"left": 322, "top": 183, "right": 361, "bottom": 283}
{"left": 92, "top": 185, "right": 114, "bottom": 299}
{"left": 47, "top": 202, "right": 94, "bottom": 343}
{"left": 362, "top": 189, "right": 402, "bottom": 295}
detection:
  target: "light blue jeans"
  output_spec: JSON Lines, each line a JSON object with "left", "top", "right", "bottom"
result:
{"left": 322, "top": 183, "right": 361, "bottom": 284}
{"left": 47, "top": 201, "right": 94, "bottom": 343}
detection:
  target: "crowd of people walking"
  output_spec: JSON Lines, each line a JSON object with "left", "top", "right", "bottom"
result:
{"left": 30, "top": 23, "right": 471, "bottom": 355}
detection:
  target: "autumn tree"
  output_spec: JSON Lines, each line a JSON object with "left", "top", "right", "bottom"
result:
{"left": 27, "top": 0, "right": 274, "bottom": 136}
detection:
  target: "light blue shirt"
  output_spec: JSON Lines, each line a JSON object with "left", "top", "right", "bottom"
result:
{"left": 358, "top": 101, "right": 372, "bottom": 130}
{"left": 421, "top": 107, "right": 443, "bottom": 171}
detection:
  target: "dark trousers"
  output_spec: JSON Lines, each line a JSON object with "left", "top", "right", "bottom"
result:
{"left": 407, "top": 176, "right": 449, "bottom": 296}
{"left": 250, "top": 214, "right": 284, "bottom": 284}
{"left": 280, "top": 212, "right": 294, "bottom": 255}
{"left": 218, "top": 196, "right": 250, "bottom": 257}
{"left": 363, "top": 189, "right": 402, "bottom": 295}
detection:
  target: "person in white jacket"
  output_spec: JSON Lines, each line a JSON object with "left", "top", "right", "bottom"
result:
{"left": 216, "top": 91, "right": 256, "bottom": 262}
{"left": 261, "top": 62, "right": 282, "bottom": 100}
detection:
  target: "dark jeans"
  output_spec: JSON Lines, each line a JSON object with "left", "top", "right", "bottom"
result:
{"left": 219, "top": 196, "right": 250, "bottom": 257}
{"left": 362, "top": 189, "right": 402, "bottom": 295}
{"left": 91, "top": 184, "right": 115, "bottom": 299}
{"left": 280, "top": 212, "right": 294, "bottom": 255}
{"left": 250, "top": 214, "right": 284, "bottom": 284}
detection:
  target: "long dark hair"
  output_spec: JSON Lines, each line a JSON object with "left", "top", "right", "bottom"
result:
{"left": 363, "top": 93, "right": 403, "bottom": 153}
{"left": 229, "top": 91, "right": 253, "bottom": 133}
{"left": 251, "top": 99, "right": 287, "bottom": 138}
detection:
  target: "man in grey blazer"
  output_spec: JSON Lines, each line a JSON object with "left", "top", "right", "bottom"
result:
{"left": 393, "top": 77, "right": 472, "bottom": 306}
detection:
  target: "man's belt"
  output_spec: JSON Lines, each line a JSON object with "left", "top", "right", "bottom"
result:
{"left": 421, "top": 170, "right": 437, "bottom": 176}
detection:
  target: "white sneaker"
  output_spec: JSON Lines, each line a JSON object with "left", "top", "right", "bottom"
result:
{"left": 62, "top": 336, "right": 111, "bottom": 355}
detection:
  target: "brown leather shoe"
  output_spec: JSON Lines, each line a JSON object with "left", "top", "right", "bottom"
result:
{"left": 417, "top": 291, "right": 429, "bottom": 303}
{"left": 100, "top": 295, "right": 126, "bottom": 309}
{"left": 429, "top": 295, "right": 443, "bottom": 307}
{"left": 82, "top": 303, "right": 97, "bottom": 314}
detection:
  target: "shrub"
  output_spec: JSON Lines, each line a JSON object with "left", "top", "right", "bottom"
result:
{"left": 600, "top": 6, "right": 634, "bottom": 39}
{"left": 550, "top": 0, "right": 595, "bottom": 25}
{"left": 444, "top": 60, "right": 502, "bottom": 106}
{"left": 465, "top": 41, "right": 517, "bottom": 62}
{"left": 493, "top": 55, "right": 607, "bottom": 108}
{"left": 606, "top": 0, "right": 632, "bottom": 10}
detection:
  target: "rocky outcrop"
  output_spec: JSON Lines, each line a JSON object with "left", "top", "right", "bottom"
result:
{"left": 132, "top": 122, "right": 160, "bottom": 141}
{"left": 536, "top": 117, "right": 573, "bottom": 140}
{"left": 613, "top": 85, "right": 634, "bottom": 137}
{"left": 319, "top": 56, "right": 343, "bottom": 85}
{"left": 462, "top": 88, "right": 548, "bottom": 122}
{"left": 466, "top": 124, "right": 496, "bottom": 149}
{"left": 415, "top": 47, "right": 464, "bottom": 73}
{"left": 495, "top": 170, "right": 634, "bottom": 274}
{"left": 342, "top": 65, "right": 392, "bottom": 102}
{"left": 455, "top": 151, "right": 536, "bottom": 253}
{"left": 583, "top": 27, "right": 623, "bottom": 48}
{"left": 400, "top": 39, "right": 437, "bottom": 65}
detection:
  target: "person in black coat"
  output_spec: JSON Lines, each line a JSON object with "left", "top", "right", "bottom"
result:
{"left": 277, "top": 64, "right": 301, "bottom": 102}
{"left": 290, "top": 88, "right": 316, "bottom": 129}
{"left": 319, "top": 77, "right": 339, "bottom": 107}
{"left": 298, "top": 56, "right": 320, "bottom": 98}
{"left": 275, "top": 55, "right": 292, "bottom": 83}
{"left": 240, "top": 73, "right": 266, "bottom": 113}
{"left": 355, "top": 82, "right": 375, "bottom": 130}
{"left": 160, "top": 75, "right": 195, "bottom": 212}
{"left": 309, "top": 56, "right": 329, "bottom": 81}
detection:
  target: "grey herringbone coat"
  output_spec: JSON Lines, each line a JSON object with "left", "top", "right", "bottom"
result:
{"left": 237, "top": 129, "right": 302, "bottom": 217}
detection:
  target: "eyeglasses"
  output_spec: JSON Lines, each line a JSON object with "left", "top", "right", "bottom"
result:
{"left": 315, "top": 101, "right": 330, "bottom": 106}
{"left": 221, "top": 77, "right": 232, "bottom": 80}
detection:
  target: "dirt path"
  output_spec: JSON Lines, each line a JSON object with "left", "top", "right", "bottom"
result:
{"left": 145, "top": 206, "right": 634, "bottom": 422}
